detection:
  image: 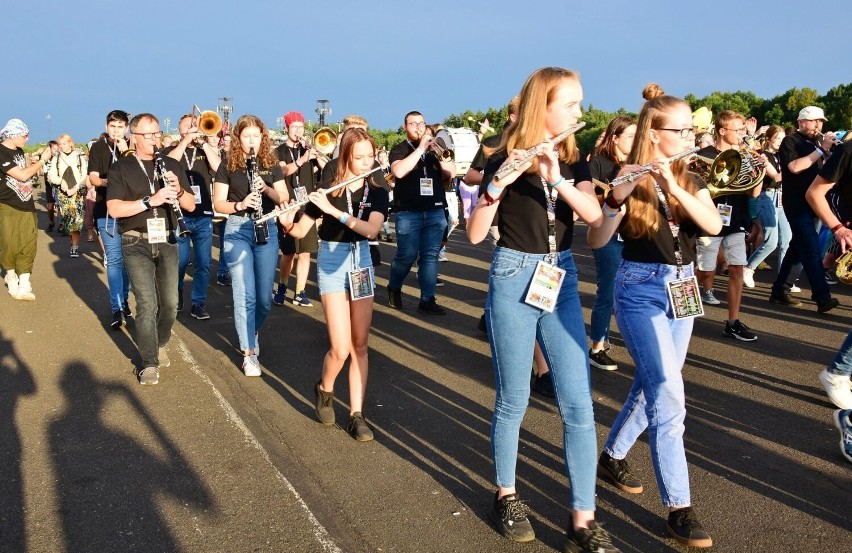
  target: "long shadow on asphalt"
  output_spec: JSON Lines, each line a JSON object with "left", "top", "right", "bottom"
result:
{"left": 47, "top": 361, "right": 214, "bottom": 552}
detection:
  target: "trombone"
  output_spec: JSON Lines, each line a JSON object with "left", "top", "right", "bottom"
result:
{"left": 192, "top": 105, "right": 223, "bottom": 139}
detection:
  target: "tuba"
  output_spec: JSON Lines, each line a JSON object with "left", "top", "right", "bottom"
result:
{"left": 692, "top": 146, "right": 765, "bottom": 198}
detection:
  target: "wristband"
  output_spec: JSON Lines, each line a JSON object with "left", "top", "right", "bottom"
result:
{"left": 339, "top": 213, "right": 349, "bottom": 225}
{"left": 235, "top": 201, "right": 242, "bottom": 212}
{"left": 605, "top": 194, "right": 624, "bottom": 209}
{"left": 295, "top": 159, "right": 303, "bottom": 168}
{"left": 546, "top": 176, "right": 565, "bottom": 188}
{"left": 601, "top": 202, "right": 619, "bottom": 218}
{"left": 486, "top": 182, "right": 504, "bottom": 198}
{"left": 831, "top": 223, "right": 844, "bottom": 233}
{"left": 815, "top": 147, "right": 825, "bottom": 157}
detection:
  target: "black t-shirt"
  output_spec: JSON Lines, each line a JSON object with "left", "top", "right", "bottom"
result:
{"left": 322, "top": 158, "right": 390, "bottom": 192}
{"left": 470, "top": 133, "right": 502, "bottom": 173}
{"left": 588, "top": 155, "right": 619, "bottom": 195}
{"left": 698, "top": 145, "right": 749, "bottom": 236}
{"left": 304, "top": 175, "right": 389, "bottom": 243}
{"left": 779, "top": 131, "right": 823, "bottom": 214}
{"left": 620, "top": 177, "right": 706, "bottom": 265}
{"left": 0, "top": 144, "right": 37, "bottom": 211}
{"left": 762, "top": 150, "right": 781, "bottom": 190}
{"left": 276, "top": 142, "right": 318, "bottom": 194}
{"left": 819, "top": 142, "right": 852, "bottom": 221}
{"left": 106, "top": 155, "right": 193, "bottom": 235}
{"left": 213, "top": 158, "right": 286, "bottom": 216}
{"left": 163, "top": 145, "right": 214, "bottom": 218}
{"left": 89, "top": 137, "right": 122, "bottom": 220}
{"left": 388, "top": 140, "right": 446, "bottom": 211}
{"left": 482, "top": 153, "right": 591, "bottom": 254}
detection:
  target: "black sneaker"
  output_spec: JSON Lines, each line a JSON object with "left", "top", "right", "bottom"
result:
{"left": 666, "top": 507, "right": 712, "bottom": 548}
{"left": 532, "top": 371, "right": 555, "bottom": 398}
{"left": 191, "top": 304, "right": 211, "bottom": 320}
{"left": 589, "top": 348, "right": 618, "bottom": 371}
{"left": 177, "top": 295, "right": 184, "bottom": 312}
{"left": 347, "top": 412, "right": 374, "bottom": 442}
{"left": 123, "top": 304, "right": 132, "bottom": 318}
{"left": 387, "top": 287, "right": 403, "bottom": 310}
{"left": 825, "top": 268, "right": 839, "bottom": 285}
{"left": 478, "top": 314, "right": 487, "bottom": 334}
{"left": 435, "top": 277, "right": 445, "bottom": 287}
{"left": 216, "top": 273, "right": 232, "bottom": 286}
{"left": 418, "top": 298, "right": 446, "bottom": 315}
{"left": 597, "top": 451, "right": 643, "bottom": 494}
{"left": 818, "top": 297, "right": 840, "bottom": 313}
{"left": 110, "top": 310, "right": 123, "bottom": 330}
{"left": 564, "top": 522, "right": 621, "bottom": 553}
{"left": 724, "top": 319, "right": 757, "bottom": 341}
{"left": 769, "top": 292, "right": 802, "bottom": 307}
{"left": 488, "top": 492, "right": 535, "bottom": 543}
{"left": 314, "top": 380, "right": 335, "bottom": 426}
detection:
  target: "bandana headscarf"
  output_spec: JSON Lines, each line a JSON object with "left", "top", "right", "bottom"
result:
{"left": 0, "top": 119, "right": 29, "bottom": 139}
{"left": 284, "top": 112, "right": 305, "bottom": 128}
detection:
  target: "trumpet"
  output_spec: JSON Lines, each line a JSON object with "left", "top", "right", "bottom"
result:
{"left": 492, "top": 122, "right": 586, "bottom": 182}
{"left": 154, "top": 150, "right": 190, "bottom": 238}
{"left": 425, "top": 132, "right": 454, "bottom": 162}
{"left": 246, "top": 147, "right": 269, "bottom": 245}
{"left": 254, "top": 165, "right": 385, "bottom": 225}
{"left": 592, "top": 147, "right": 701, "bottom": 196}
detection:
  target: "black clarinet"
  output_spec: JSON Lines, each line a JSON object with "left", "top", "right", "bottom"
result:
{"left": 154, "top": 151, "right": 190, "bottom": 238}
{"left": 247, "top": 147, "right": 269, "bottom": 245}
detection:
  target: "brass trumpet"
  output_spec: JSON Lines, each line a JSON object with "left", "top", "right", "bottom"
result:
{"left": 427, "top": 133, "right": 454, "bottom": 162}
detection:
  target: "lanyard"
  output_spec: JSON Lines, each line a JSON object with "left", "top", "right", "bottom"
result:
{"left": 135, "top": 156, "right": 160, "bottom": 219}
{"left": 407, "top": 140, "right": 428, "bottom": 178}
{"left": 106, "top": 137, "right": 118, "bottom": 164}
{"left": 345, "top": 181, "right": 370, "bottom": 269}
{"left": 651, "top": 181, "right": 684, "bottom": 277}
{"left": 183, "top": 148, "right": 197, "bottom": 172}
{"left": 539, "top": 177, "right": 558, "bottom": 263}
{"left": 289, "top": 142, "right": 303, "bottom": 187}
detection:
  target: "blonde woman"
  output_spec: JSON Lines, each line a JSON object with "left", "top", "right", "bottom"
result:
{"left": 48, "top": 134, "right": 88, "bottom": 257}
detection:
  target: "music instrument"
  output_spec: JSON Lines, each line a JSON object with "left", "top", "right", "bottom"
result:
{"left": 592, "top": 147, "right": 700, "bottom": 196}
{"left": 425, "top": 130, "right": 454, "bottom": 162}
{"left": 492, "top": 122, "right": 586, "bottom": 183}
{"left": 245, "top": 147, "right": 269, "bottom": 245}
{"left": 434, "top": 128, "right": 479, "bottom": 177}
{"left": 306, "top": 126, "right": 337, "bottom": 157}
{"left": 192, "top": 105, "right": 223, "bottom": 138}
{"left": 467, "top": 116, "right": 495, "bottom": 134}
{"left": 254, "top": 166, "right": 385, "bottom": 225}
{"left": 154, "top": 151, "right": 190, "bottom": 237}
{"left": 835, "top": 250, "right": 852, "bottom": 284}
{"left": 692, "top": 146, "right": 765, "bottom": 198}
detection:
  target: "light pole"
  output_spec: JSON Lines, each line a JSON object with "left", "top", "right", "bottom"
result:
{"left": 315, "top": 99, "right": 331, "bottom": 127}
{"left": 46, "top": 114, "right": 52, "bottom": 142}
{"left": 276, "top": 116, "right": 284, "bottom": 131}
{"left": 164, "top": 117, "right": 171, "bottom": 135}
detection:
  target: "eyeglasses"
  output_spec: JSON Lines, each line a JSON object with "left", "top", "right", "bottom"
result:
{"left": 723, "top": 127, "right": 747, "bottom": 134}
{"left": 406, "top": 122, "right": 426, "bottom": 128}
{"left": 658, "top": 127, "right": 696, "bottom": 139}
{"left": 132, "top": 131, "right": 164, "bottom": 139}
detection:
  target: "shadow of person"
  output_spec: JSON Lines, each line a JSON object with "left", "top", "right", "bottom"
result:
{"left": 49, "top": 361, "right": 214, "bottom": 552}
{"left": 0, "top": 329, "right": 36, "bottom": 553}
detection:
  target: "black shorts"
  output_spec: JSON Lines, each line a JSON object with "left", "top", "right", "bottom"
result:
{"left": 277, "top": 221, "right": 319, "bottom": 255}
{"left": 45, "top": 182, "right": 56, "bottom": 203}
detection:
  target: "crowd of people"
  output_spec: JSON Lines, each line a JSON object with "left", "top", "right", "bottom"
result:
{"left": 1, "top": 66, "right": 851, "bottom": 552}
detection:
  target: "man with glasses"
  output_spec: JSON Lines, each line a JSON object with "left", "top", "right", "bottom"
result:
{"left": 166, "top": 113, "right": 222, "bottom": 320}
{"left": 387, "top": 111, "right": 456, "bottom": 315}
{"left": 88, "top": 110, "right": 133, "bottom": 329}
{"left": 695, "top": 110, "right": 759, "bottom": 341}
{"left": 769, "top": 106, "right": 840, "bottom": 313}
{"left": 107, "top": 113, "right": 195, "bottom": 385}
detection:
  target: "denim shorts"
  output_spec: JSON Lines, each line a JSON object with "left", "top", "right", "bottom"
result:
{"left": 696, "top": 233, "right": 747, "bottom": 269}
{"left": 317, "top": 240, "right": 373, "bottom": 295}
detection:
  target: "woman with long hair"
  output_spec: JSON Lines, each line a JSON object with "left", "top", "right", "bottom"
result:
{"left": 587, "top": 116, "right": 636, "bottom": 371}
{"left": 212, "top": 115, "right": 288, "bottom": 376}
{"left": 467, "top": 67, "right": 620, "bottom": 553}
{"left": 588, "top": 95, "right": 722, "bottom": 548}
{"left": 48, "top": 134, "right": 88, "bottom": 257}
{"left": 281, "top": 128, "right": 388, "bottom": 442}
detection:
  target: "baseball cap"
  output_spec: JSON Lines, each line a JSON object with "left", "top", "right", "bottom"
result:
{"left": 797, "top": 106, "right": 827, "bottom": 121}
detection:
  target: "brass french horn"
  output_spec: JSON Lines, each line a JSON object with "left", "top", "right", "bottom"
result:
{"left": 692, "top": 147, "right": 765, "bottom": 198}
{"left": 835, "top": 250, "right": 852, "bottom": 285}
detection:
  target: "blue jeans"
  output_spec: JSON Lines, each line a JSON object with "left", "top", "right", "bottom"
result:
{"left": 178, "top": 216, "right": 213, "bottom": 305}
{"left": 96, "top": 217, "right": 130, "bottom": 312}
{"left": 747, "top": 189, "right": 792, "bottom": 270}
{"left": 223, "top": 216, "right": 277, "bottom": 352}
{"left": 215, "top": 220, "right": 230, "bottom": 278}
{"left": 772, "top": 208, "right": 831, "bottom": 302}
{"left": 388, "top": 208, "right": 447, "bottom": 302}
{"left": 829, "top": 330, "right": 852, "bottom": 378}
{"left": 486, "top": 247, "right": 597, "bottom": 511}
{"left": 121, "top": 236, "right": 179, "bottom": 368}
{"left": 604, "top": 261, "right": 695, "bottom": 508}
{"left": 590, "top": 235, "right": 623, "bottom": 344}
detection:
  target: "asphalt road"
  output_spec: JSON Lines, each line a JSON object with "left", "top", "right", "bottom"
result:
{"left": 1, "top": 206, "right": 850, "bottom": 553}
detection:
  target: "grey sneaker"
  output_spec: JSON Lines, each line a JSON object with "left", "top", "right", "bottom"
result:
{"left": 488, "top": 492, "right": 535, "bottom": 542}
{"left": 700, "top": 288, "right": 721, "bottom": 306}
{"left": 139, "top": 366, "right": 159, "bottom": 385}
{"left": 158, "top": 346, "right": 170, "bottom": 368}
{"left": 315, "top": 380, "right": 335, "bottom": 425}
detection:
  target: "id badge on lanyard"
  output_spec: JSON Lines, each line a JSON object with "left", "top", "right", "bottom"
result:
{"left": 666, "top": 275, "right": 704, "bottom": 319}
{"left": 524, "top": 260, "right": 566, "bottom": 312}
{"left": 717, "top": 203, "right": 732, "bottom": 226}
{"left": 345, "top": 189, "right": 375, "bottom": 300}
{"left": 146, "top": 217, "right": 168, "bottom": 243}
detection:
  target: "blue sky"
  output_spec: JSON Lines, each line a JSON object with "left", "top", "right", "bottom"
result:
{"left": 5, "top": 0, "right": 849, "bottom": 144}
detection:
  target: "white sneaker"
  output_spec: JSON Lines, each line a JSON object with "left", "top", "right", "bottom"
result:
{"left": 743, "top": 267, "right": 755, "bottom": 288}
{"left": 242, "top": 354, "right": 261, "bottom": 377}
{"left": 438, "top": 247, "right": 448, "bottom": 262}
{"left": 701, "top": 288, "right": 721, "bottom": 306}
{"left": 790, "top": 284, "right": 802, "bottom": 293}
{"left": 14, "top": 282, "right": 35, "bottom": 301}
{"left": 820, "top": 369, "right": 852, "bottom": 409}
{"left": 4, "top": 271, "right": 18, "bottom": 297}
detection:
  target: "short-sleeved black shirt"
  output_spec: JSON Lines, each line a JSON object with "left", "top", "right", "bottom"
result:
{"left": 163, "top": 145, "right": 214, "bottom": 218}
{"left": 588, "top": 155, "right": 619, "bottom": 196}
{"left": 0, "top": 144, "right": 37, "bottom": 211}
{"left": 304, "top": 175, "right": 389, "bottom": 243}
{"left": 213, "top": 159, "right": 285, "bottom": 216}
{"left": 779, "top": 131, "right": 823, "bottom": 214}
{"left": 276, "top": 142, "right": 318, "bottom": 194}
{"left": 470, "top": 133, "right": 502, "bottom": 173}
{"left": 698, "top": 145, "right": 749, "bottom": 236}
{"left": 620, "top": 177, "right": 706, "bottom": 266}
{"left": 482, "top": 153, "right": 591, "bottom": 253}
{"left": 819, "top": 142, "right": 852, "bottom": 221}
{"left": 388, "top": 140, "right": 446, "bottom": 211}
{"left": 762, "top": 150, "right": 781, "bottom": 190}
{"left": 106, "top": 155, "right": 193, "bottom": 235}
{"left": 88, "top": 137, "right": 122, "bottom": 220}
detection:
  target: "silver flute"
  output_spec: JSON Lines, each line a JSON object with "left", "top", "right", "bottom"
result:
{"left": 254, "top": 165, "right": 384, "bottom": 225}
{"left": 492, "top": 122, "right": 586, "bottom": 182}
{"left": 592, "top": 146, "right": 701, "bottom": 195}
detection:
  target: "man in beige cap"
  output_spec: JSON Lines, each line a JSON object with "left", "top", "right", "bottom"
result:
{"left": 769, "top": 106, "right": 840, "bottom": 312}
